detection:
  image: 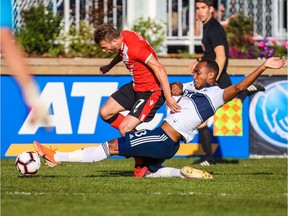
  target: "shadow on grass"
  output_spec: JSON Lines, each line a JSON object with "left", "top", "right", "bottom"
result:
{"left": 85, "top": 171, "right": 133, "bottom": 177}
{"left": 214, "top": 159, "right": 240, "bottom": 164}
{"left": 17, "top": 175, "right": 62, "bottom": 178}
{"left": 190, "top": 158, "right": 240, "bottom": 165}
{"left": 211, "top": 172, "right": 273, "bottom": 176}
{"left": 18, "top": 171, "right": 133, "bottom": 178}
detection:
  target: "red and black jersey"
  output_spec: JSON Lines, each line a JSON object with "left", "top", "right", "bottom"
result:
{"left": 120, "top": 30, "right": 161, "bottom": 92}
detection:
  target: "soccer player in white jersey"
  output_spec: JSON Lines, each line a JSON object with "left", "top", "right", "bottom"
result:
{"left": 34, "top": 57, "right": 286, "bottom": 179}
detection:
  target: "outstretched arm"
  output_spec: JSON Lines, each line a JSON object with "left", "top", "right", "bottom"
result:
{"left": 223, "top": 57, "right": 286, "bottom": 102}
{"left": 99, "top": 51, "right": 122, "bottom": 74}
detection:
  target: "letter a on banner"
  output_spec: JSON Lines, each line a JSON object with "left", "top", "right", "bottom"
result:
{"left": 19, "top": 82, "right": 72, "bottom": 134}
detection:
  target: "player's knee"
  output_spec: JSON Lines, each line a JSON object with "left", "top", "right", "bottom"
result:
{"left": 99, "top": 107, "right": 111, "bottom": 121}
{"left": 119, "top": 123, "right": 134, "bottom": 136}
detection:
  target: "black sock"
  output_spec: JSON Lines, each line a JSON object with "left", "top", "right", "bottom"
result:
{"left": 237, "top": 91, "right": 247, "bottom": 101}
{"left": 198, "top": 126, "right": 213, "bottom": 159}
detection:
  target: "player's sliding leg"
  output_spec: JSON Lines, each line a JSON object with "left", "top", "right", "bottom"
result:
{"left": 145, "top": 167, "right": 183, "bottom": 178}
{"left": 145, "top": 166, "right": 213, "bottom": 179}
{"left": 33, "top": 141, "right": 111, "bottom": 168}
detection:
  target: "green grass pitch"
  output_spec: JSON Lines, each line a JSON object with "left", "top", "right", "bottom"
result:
{"left": 1, "top": 157, "right": 287, "bottom": 216}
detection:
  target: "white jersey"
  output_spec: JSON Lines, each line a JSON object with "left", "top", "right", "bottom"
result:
{"left": 164, "top": 82, "right": 225, "bottom": 143}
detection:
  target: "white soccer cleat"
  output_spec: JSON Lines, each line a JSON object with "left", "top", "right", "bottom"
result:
{"left": 180, "top": 166, "right": 213, "bottom": 179}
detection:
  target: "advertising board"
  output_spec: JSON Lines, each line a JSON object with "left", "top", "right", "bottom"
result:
{"left": 1, "top": 75, "right": 250, "bottom": 158}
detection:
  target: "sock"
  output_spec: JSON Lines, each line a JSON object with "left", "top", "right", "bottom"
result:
{"left": 237, "top": 91, "right": 247, "bottom": 101}
{"left": 134, "top": 157, "right": 144, "bottom": 166}
{"left": 145, "top": 167, "right": 184, "bottom": 178}
{"left": 198, "top": 126, "right": 213, "bottom": 159}
{"left": 54, "top": 142, "right": 111, "bottom": 162}
{"left": 107, "top": 113, "right": 125, "bottom": 130}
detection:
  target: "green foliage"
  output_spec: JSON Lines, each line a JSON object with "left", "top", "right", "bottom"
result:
{"left": 16, "top": 4, "right": 63, "bottom": 56}
{"left": 226, "top": 14, "right": 287, "bottom": 59}
{"left": 1, "top": 158, "right": 287, "bottom": 216}
{"left": 226, "top": 14, "right": 256, "bottom": 58}
{"left": 226, "top": 14, "right": 254, "bottom": 50}
{"left": 131, "top": 17, "right": 165, "bottom": 53}
{"left": 16, "top": 4, "right": 113, "bottom": 58}
{"left": 272, "top": 41, "right": 288, "bottom": 57}
{"left": 60, "top": 21, "right": 113, "bottom": 58}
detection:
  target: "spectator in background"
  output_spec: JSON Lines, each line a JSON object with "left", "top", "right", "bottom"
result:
{"left": 1, "top": 0, "right": 48, "bottom": 124}
{"left": 212, "top": 0, "right": 227, "bottom": 21}
{"left": 212, "top": 0, "right": 235, "bottom": 29}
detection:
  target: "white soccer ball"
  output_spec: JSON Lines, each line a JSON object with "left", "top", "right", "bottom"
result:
{"left": 15, "top": 151, "right": 41, "bottom": 176}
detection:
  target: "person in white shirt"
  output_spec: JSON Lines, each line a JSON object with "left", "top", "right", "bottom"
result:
{"left": 34, "top": 57, "right": 286, "bottom": 179}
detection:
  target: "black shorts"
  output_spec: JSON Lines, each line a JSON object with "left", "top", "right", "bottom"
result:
{"left": 217, "top": 71, "right": 232, "bottom": 88}
{"left": 111, "top": 82, "right": 165, "bottom": 122}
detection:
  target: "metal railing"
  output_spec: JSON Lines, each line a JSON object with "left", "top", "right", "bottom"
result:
{"left": 12, "top": 0, "right": 287, "bottom": 54}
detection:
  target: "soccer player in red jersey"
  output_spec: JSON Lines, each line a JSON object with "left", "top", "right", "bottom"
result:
{"left": 94, "top": 24, "right": 180, "bottom": 136}
{"left": 94, "top": 24, "right": 181, "bottom": 175}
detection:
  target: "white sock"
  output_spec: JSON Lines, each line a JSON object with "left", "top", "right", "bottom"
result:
{"left": 145, "top": 167, "right": 184, "bottom": 178}
{"left": 54, "top": 142, "right": 111, "bottom": 163}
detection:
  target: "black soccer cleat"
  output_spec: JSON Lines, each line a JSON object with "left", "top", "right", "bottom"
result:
{"left": 246, "top": 83, "right": 265, "bottom": 96}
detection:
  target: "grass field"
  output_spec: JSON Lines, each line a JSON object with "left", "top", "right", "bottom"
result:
{"left": 1, "top": 157, "right": 287, "bottom": 216}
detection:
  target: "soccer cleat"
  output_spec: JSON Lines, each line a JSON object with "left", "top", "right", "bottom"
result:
{"left": 133, "top": 156, "right": 148, "bottom": 178}
{"left": 246, "top": 83, "right": 265, "bottom": 96}
{"left": 193, "top": 158, "right": 216, "bottom": 166}
{"left": 180, "top": 166, "right": 213, "bottom": 179}
{"left": 134, "top": 165, "right": 148, "bottom": 178}
{"left": 33, "top": 141, "right": 60, "bottom": 168}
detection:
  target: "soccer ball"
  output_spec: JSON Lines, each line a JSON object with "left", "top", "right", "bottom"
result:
{"left": 15, "top": 151, "right": 41, "bottom": 176}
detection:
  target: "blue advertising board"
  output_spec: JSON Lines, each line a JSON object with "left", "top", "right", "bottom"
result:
{"left": 1, "top": 75, "right": 250, "bottom": 158}
{"left": 249, "top": 77, "right": 288, "bottom": 155}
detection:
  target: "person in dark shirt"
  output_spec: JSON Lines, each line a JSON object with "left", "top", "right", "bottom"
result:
{"left": 194, "top": 0, "right": 264, "bottom": 166}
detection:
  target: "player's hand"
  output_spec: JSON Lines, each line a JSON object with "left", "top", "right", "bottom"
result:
{"left": 99, "top": 65, "right": 111, "bottom": 74}
{"left": 22, "top": 82, "right": 50, "bottom": 126}
{"left": 171, "top": 82, "right": 183, "bottom": 95}
{"left": 264, "top": 57, "right": 286, "bottom": 69}
{"left": 165, "top": 96, "right": 181, "bottom": 113}
{"left": 29, "top": 102, "right": 49, "bottom": 125}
